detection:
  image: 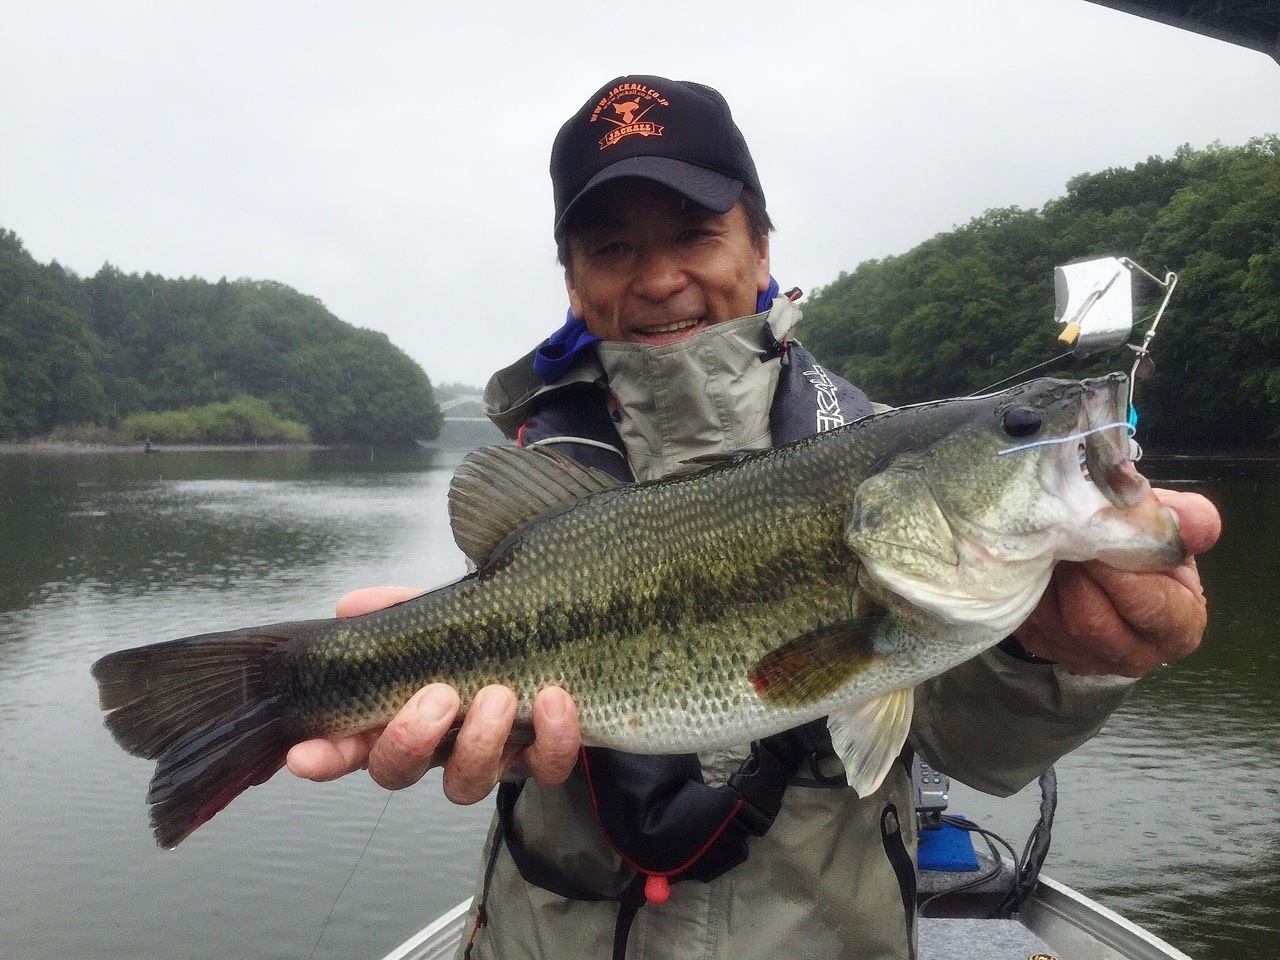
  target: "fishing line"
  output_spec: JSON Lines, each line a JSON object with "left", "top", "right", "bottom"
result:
{"left": 996, "top": 420, "right": 1134, "bottom": 457}
{"left": 966, "top": 349, "right": 1076, "bottom": 397}
{"left": 306, "top": 790, "right": 396, "bottom": 960}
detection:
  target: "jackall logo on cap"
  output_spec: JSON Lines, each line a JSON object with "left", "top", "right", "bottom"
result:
{"left": 589, "top": 82, "right": 669, "bottom": 150}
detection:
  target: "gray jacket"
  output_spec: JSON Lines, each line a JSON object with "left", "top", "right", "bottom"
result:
{"left": 460, "top": 299, "right": 1134, "bottom": 959}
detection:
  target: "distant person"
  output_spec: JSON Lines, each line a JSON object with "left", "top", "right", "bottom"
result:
{"left": 289, "top": 75, "right": 1220, "bottom": 959}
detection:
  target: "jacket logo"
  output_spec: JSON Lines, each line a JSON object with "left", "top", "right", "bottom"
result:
{"left": 803, "top": 365, "right": 846, "bottom": 433}
{"left": 589, "top": 83, "right": 669, "bottom": 150}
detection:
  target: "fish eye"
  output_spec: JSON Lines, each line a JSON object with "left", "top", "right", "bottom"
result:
{"left": 1000, "top": 406, "right": 1044, "bottom": 439}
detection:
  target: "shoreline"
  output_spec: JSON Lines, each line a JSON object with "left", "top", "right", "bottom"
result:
{"left": 0, "top": 438, "right": 1274, "bottom": 460}
{"left": 0, "top": 439, "right": 330, "bottom": 455}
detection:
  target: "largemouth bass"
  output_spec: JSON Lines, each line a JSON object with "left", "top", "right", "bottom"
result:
{"left": 92, "top": 374, "right": 1185, "bottom": 848}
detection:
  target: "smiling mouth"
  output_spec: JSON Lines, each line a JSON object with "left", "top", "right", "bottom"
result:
{"left": 632, "top": 318, "right": 703, "bottom": 341}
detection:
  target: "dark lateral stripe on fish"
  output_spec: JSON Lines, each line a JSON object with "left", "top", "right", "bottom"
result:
{"left": 294, "top": 535, "right": 854, "bottom": 698}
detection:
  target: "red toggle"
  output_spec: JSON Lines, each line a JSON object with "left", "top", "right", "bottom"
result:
{"left": 643, "top": 873, "right": 671, "bottom": 905}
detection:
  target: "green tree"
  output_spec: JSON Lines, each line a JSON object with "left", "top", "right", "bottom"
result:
{"left": 800, "top": 138, "right": 1280, "bottom": 445}
{"left": 0, "top": 236, "right": 110, "bottom": 436}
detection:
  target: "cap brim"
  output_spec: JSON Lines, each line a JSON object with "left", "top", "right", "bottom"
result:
{"left": 554, "top": 156, "right": 743, "bottom": 236}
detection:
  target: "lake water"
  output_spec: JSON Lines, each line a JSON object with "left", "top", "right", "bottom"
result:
{"left": 1, "top": 444, "right": 1276, "bottom": 960}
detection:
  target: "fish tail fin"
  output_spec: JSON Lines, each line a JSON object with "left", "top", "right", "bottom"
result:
{"left": 91, "top": 621, "right": 326, "bottom": 849}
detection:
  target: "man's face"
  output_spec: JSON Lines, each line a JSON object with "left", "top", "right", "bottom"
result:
{"left": 563, "top": 179, "right": 771, "bottom": 346}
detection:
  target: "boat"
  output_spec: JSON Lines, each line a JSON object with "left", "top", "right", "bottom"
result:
{"left": 378, "top": 860, "right": 1194, "bottom": 960}
{"left": 377, "top": 766, "right": 1192, "bottom": 960}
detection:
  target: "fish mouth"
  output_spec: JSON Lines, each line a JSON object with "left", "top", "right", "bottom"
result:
{"left": 1079, "top": 374, "right": 1149, "bottom": 509}
{"left": 1073, "top": 374, "right": 1187, "bottom": 570}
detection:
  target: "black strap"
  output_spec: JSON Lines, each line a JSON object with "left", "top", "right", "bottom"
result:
{"left": 611, "top": 875, "right": 648, "bottom": 960}
{"left": 491, "top": 726, "right": 836, "bottom": 960}
{"left": 495, "top": 780, "right": 629, "bottom": 903}
{"left": 880, "top": 802, "right": 918, "bottom": 959}
{"left": 492, "top": 780, "right": 647, "bottom": 960}
{"left": 727, "top": 719, "right": 839, "bottom": 832}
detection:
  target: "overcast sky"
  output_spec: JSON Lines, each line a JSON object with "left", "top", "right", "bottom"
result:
{"left": 3, "top": 0, "right": 1277, "bottom": 389}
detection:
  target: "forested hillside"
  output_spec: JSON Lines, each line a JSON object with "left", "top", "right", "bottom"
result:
{"left": 800, "top": 137, "right": 1280, "bottom": 448}
{"left": 0, "top": 235, "right": 441, "bottom": 444}
{"left": 4, "top": 138, "right": 1276, "bottom": 448}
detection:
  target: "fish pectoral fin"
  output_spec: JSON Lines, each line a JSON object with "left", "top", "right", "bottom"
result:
{"left": 448, "top": 445, "right": 623, "bottom": 566}
{"left": 826, "top": 688, "right": 915, "bottom": 798}
{"left": 846, "top": 464, "right": 960, "bottom": 574}
{"left": 747, "top": 619, "right": 882, "bottom": 707}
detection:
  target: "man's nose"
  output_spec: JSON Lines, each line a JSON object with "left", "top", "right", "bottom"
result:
{"left": 631, "top": 246, "right": 687, "bottom": 300}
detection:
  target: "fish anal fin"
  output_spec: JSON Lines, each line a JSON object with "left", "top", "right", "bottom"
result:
{"left": 448, "top": 445, "right": 623, "bottom": 566}
{"left": 748, "top": 619, "right": 881, "bottom": 707}
{"left": 826, "top": 688, "right": 915, "bottom": 798}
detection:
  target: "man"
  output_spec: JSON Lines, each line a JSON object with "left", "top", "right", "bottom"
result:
{"left": 288, "top": 76, "right": 1220, "bottom": 958}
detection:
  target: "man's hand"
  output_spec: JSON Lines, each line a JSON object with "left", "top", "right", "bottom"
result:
{"left": 286, "top": 587, "right": 581, "bottom": 804}
{"left": 1014, "top": 488, "right": 1222, "bottom": 677}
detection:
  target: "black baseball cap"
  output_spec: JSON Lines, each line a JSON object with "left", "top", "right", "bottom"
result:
{"left": 550, "top": 75, "right": 765, "bottom": 237}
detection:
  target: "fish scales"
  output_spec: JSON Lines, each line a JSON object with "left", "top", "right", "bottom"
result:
{"left": 286, "top": 442, "right": 868, "bottom": 747}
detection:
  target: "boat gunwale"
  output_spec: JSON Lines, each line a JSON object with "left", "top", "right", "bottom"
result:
{"left": 1021, "top": 873, "right": 1195, "bottom": 960}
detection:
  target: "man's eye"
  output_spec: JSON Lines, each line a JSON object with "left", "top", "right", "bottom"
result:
{"left": 589, "top": 241, "right": 628, "bottom": 259}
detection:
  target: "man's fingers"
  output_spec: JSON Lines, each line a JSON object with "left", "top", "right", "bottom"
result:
{"left": 1084, "top": 560, "right": 1206, "bottom": 661}
{"left": 1152, "top": 489, "right": 1221, "bottom": 556}
{"left": 523, "top": 687, "right": 581, "bottom": 787}
{"left": 287, "top": 731, "right": 378, "bottom": 781}
{"left": 1020, "top": 555, "right": 1208, "bottom": 677}
{"left": 367, "top": 683, "right": 462, "bottom": 791}
{"left": 441, "top": 685, "right": 518, "bottom": 804}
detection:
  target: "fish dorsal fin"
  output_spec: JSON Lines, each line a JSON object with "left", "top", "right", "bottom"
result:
{"left": 826, "top": 688, "right": 915, "bottom": 798}
{"left": 747, "top": 616, "right": 883, "bottom": 707}
{"left": 448, "top": 445, "right": 623, "bottom": 566}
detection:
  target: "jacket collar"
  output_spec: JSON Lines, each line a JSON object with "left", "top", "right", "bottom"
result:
{"left": 484, "top": 296, "right": 802, "bottom": 470}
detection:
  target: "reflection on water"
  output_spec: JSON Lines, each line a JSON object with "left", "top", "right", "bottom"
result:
{"left": 1094, "top": 457, "right": 1280, "bottom": 958}
{"left": 950, "top": 455, "right": 1280, "bottom": 960}
{"left": 0, "top": 447, "right": 489, "bottom": 960}
{"left": 0, "top": 449, "right": 454, "bottom": 613}
{"left": 0, "top": 449, "right": 1276, "bottom": 960}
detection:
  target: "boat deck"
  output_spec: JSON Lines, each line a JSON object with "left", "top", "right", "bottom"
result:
{"left": 919, "top": 918, "right": 1053, "bottom": 959}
